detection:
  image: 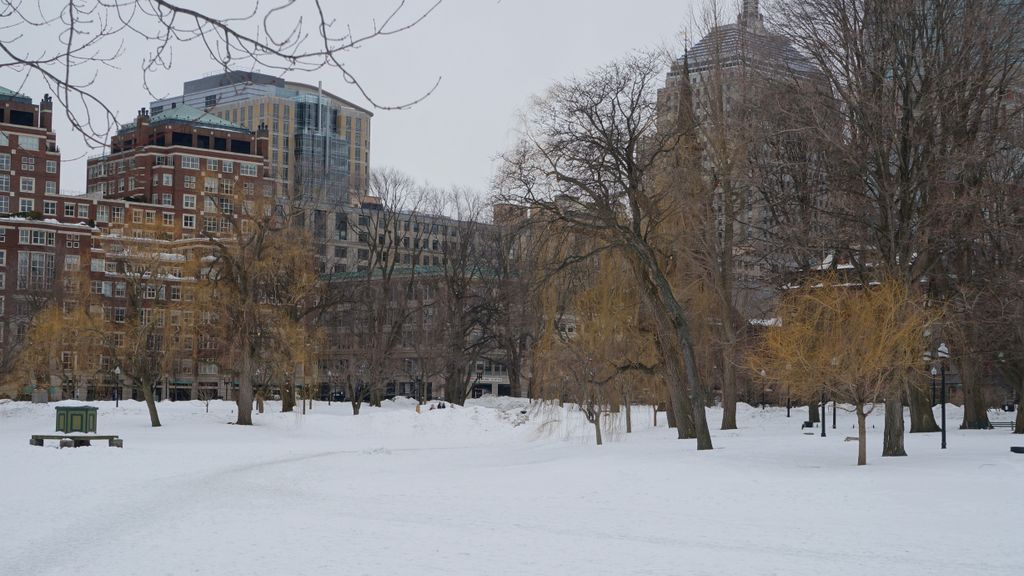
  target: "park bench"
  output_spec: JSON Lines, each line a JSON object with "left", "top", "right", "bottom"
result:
{"left": 30, "top": 434, "right": 123, "bottom": 448}
{"left": 989, "top": 421, "right": 1014, "bottom": 429}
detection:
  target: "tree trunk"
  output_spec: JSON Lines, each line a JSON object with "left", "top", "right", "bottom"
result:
{"left": 653, "top": 404, "right": 657, "bottom": 427}
{"left": 236, "top": 347, "right": 254, "bottom": 425}
{"left": 908, "top": 384, "right": 940, "bottom": 432}
{"left": 721, "top": 355, "right": 738, "bottom": 430}
{"left": 882, "top": 392, "right": 907, "bottom": 457}
{"left": 654, "top": 337, "right": 694, "bottom": 438}
{"left": 142, "top": 380, "right": 161, "bottom": 427}
{"left": 351, "top": 400, "right": 361, "bottom": 416}
{"left": 630, "top": 249, "right": 711, "bottom": 449}
{"left": 281, "top": 382, "right": 295, "bottom": 413}
{"left": 856, "top": 403, "right": 868, "bottom": 466}
{"left": 959, "top": 360, "right": 991, "bottom": 429}
{"left": 1015, "top": 401, "right": 1024, "bottom": 435}
{"left": 808, "top": 401, "right": 819, "bottom": 423}
{"left": 593, "top": 410, "right": 603, "bottom": 446}
{"left": 625, "top": 393, "right": 632, "bottom": 434}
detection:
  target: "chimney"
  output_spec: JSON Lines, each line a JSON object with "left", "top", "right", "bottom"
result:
{"left": 136, "top": 107, "right": 151, "bottom": 142}
{"left": 39, "top": 93, "right": 53, "bottom": 131}
{"left": 256, "top": 122, "right": 270, "bottom": 161}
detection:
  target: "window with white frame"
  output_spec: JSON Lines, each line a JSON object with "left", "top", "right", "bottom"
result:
{"left": 0, "top": 153, "right": 9, "bottom": 170}
{"left": 45, "top": 181, "right": 56, "bottom": 195}
{"left": 0, "top": 249, "right": 5, "bottom": 266}
{"left": 43, "top": 201, "right": 57, "bottom": 216}
{"left": 182, "top": 155, "right": 199, "bottom": 170}
{"left": 183, "top": 194, "right": 196, "bottom": 209}
{"left": 203, "top": 177, "right": 217, "bottom": 193}
{"left": 21, "top": 156, "right": 34, "bottom": 171}
{"left": 222, "top": 160, "right": 233, "bottom": 173}
{"left": 182, "top": 214, "right": 195, "bottom": 229}
{"left": 0, "top": 174, "right": 10, "bottom": 192}
{"left": 184, "top": 175, "right": 196, "bottom": 189}
{"left": 45, "top": 160, "right": 57, "bottom": 174}
{"left": 163, "top": 213, "right": 174, "bottom": 226}
{"left": 64, "top": 204, "right": 75, "bottom": 217}
{"left": 240, "top": 163, "right": 258, "bottom": 176}
{"left": 66, "top": 234, "right": 79, "bottom": 248}
{"left": 96, "top": 205, "right": 109, "bottom": 222}
{"left": 64, "top": 254, "right": 80, "bottom": 272}
{"left": 19, "top": 198, "right": 33, "bottom": 212}
{"left": 207, "top": 159, "right": 218, "bottom": 171}
{"left": 162, "top": 173, "right": 173, "bottom": 186}
{"left": 20, "top": 177, "right": 34, "bottom": 193}
{"left": 19, "top": 135, "right": 40, "bottom": 150}
{"left": 78, "top": 204, "right": 89, "bottom": 218}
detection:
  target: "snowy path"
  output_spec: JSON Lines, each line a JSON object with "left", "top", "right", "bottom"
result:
{"left": 1, "top": 399, "right": 1021, "bottom": 575}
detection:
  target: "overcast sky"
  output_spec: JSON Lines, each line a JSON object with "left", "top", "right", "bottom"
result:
{"left": 13, "top": 0, "right": 717, "bottom": 194}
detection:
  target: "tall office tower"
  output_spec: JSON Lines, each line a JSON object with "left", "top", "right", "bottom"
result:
{"left": 151, "top": 71, "right": 371, "bottom": 205}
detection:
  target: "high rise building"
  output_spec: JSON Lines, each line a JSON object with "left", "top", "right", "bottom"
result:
{"left": 151, "top": 71, "right": 372, "bottom": 205}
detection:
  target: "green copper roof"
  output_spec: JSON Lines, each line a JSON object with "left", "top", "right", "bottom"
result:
{"left": 150, "top": 103, "right": 249, "bottom": 132}
{"left": 0, "top": 86, "right": 32, "bottom": 104}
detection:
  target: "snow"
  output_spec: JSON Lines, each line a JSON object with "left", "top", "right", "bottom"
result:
{"left": 1, "top": 399, "right": 1021, "bottom": 575}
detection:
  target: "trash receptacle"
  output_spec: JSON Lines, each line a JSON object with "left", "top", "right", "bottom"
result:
{"left": 55, "top": 406, "right": 98, "bottom": 433}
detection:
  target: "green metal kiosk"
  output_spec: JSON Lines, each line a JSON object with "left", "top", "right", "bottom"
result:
{"left": 55, "top": 406, "right": 98, "bottom": 433}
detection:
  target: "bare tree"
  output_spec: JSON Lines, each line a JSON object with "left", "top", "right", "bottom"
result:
{"left": 771, "top": 0, "right": 1024, "bottom": 447}
{"left": 0, "top": 0, "right": 441, "bottom": 148}
{"left": 499, "top": 52, "right": 715, "bottom": 449}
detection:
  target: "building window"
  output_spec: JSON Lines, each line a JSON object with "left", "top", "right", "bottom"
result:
{"left": 20, "top": 177, "right": 35, "bottom": 193}
{"left": 0, "top": 174, "right": 9, "bottom": 192}
{"left": 162, "top": 193, "right": 172, "bottom": 206}
{"left": 133, "top": 210, "right": 143, "bottom": 223}
{"left": 43, "top": 201, "right": 57, "bottom": 216}
{"left": 222, "top": 161, "right": 233, "bottom": 173}
{"left": 207, "top": 159, "right": 218, "bottom": 171}
{"left": 65, "top": 255, "right": 80, "bottom": 272}
{"left": 182, "top": 155, "right": 199, "bottom": 170}
{"left": 0, "top": 153, "right": 9, "bottom": 170}
{"left": 183, "top": 194, "right": 196, "bottom": 209}
{"left": 183, "top": 214, "right": 195, "bottom": 229}
{"left": 163, "top": 213, "right": 174, "bottom": 226}
{"left": 162, "top": 173, "right": 173, "bottom": 186}
{"left": 45, "top": 181, "right": 56, "bottom": 195}
{"left": 240, "top": 163, "right": 258, "bottom": 177}
{"left": 96, "top": 206, "right": 109, "bottom": 223}
{"left": 204, "top": 177, "right": 218, "bottom": 193}
{"left": 111, "top": 207, "right": 124, "bottom": 223}
{"left": 77, "top": 205, "right": 88, "bottom": 218}
{"left": 184, "top": 175, "right": 196, "bottom": 189}
{"left": 19, "top": 198, "right": 34, "bottom": 212}
{"left": 145, "top": 210, "right": 156, "bottom": 224}
{"left": 64, "top": 204, "right": 75, "bottom": 217}
{"left": 46, "top": 160, "right": 57, "bottom": 174}
{"left": 0, "top": 249, "right": 5, "bottom": 266}
{"left": 205, "top": 95, "right": 217, "bottom": 109}
{"left": 21, "top": 156, "right": 35, "bottom": 171}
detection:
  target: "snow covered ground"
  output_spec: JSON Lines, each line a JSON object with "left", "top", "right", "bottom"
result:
{"left": 1, "top": 397, "right": 1021, "bottom": 576}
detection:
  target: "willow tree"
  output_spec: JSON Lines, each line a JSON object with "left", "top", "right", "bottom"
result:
{"left": 499, "top": 52, "right": 714, "bottom": 450}
{"left": 197, "top": 195, "right": 321, "bottom": 426}
{"left": 753, "top": 277, "right": 934, "bottom": 465}
{"left": 533, "top": 251, "right": 658, "bottom": 445}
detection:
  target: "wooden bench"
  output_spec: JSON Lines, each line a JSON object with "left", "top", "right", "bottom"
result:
{"left": 30, "top": 435, "right": 123, "bottom": 448}
{"left": 990, "top": 421, "right": 1014, "bottom": 429}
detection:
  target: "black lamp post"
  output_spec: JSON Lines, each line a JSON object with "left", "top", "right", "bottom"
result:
{"left": 327, "top": 370, "right": 332, "bottom": 406}
{"left": 113, "top": 366, "right": 121, "bottom": 408}
{"left": 820, "top": 392, "right": 827, "bottom": 438}
{"left": 938, "top": 343, "right": 949, "bottom": 450}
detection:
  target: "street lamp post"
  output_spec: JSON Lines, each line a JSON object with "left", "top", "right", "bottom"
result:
{"left": 327, "top": 370, "right": 332, "bottom": 406}
{"left": 113, "top": 367, "right": 121, "bottom": 408}
{"left": 820, "top": 392, "right": 827, "bottom": 438}
{"left": 938, "top": 343, "right": 949, "bottom": 450}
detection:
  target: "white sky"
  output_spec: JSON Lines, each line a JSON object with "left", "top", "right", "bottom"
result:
{"left": 10, "top": 0, "right": 718, "bottom": 194}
